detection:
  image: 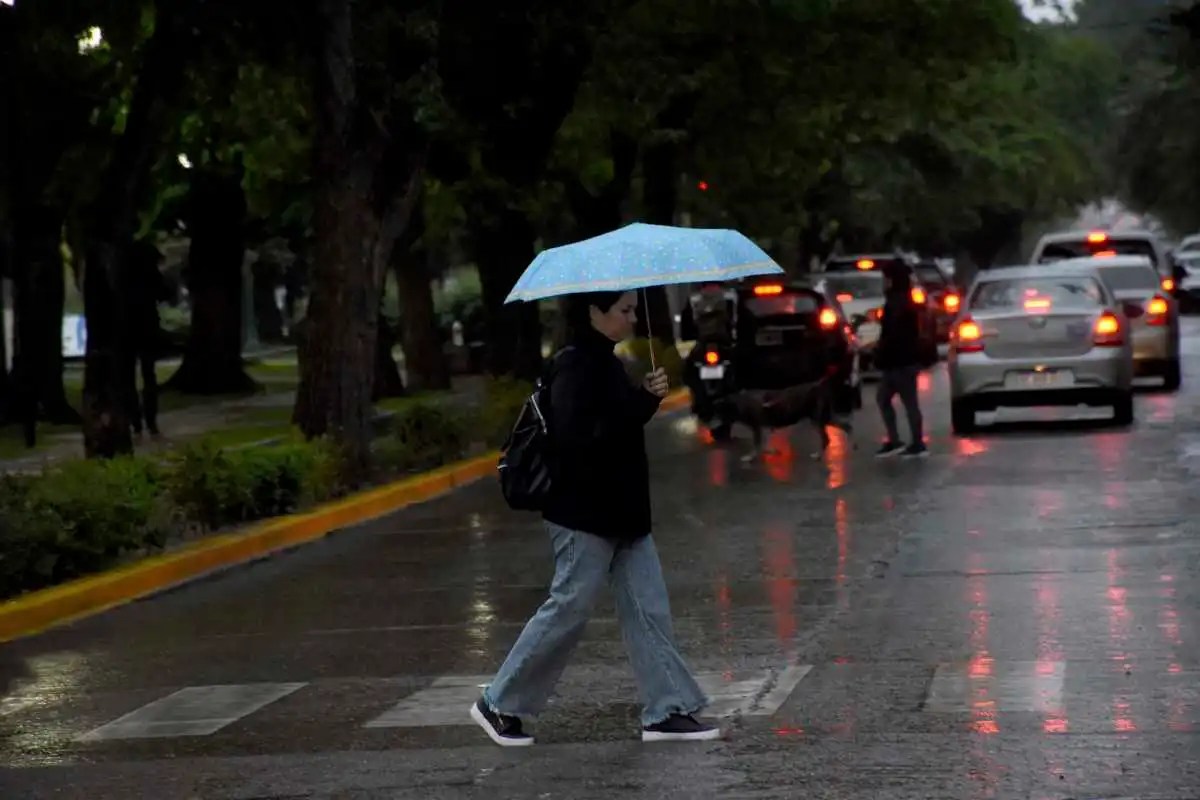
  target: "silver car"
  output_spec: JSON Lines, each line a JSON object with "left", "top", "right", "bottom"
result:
{"left": 1051, "top": 255, "right": 1180, "bottom": 390}
{"left": 949, "top": 265, "right": 1134, "bottom": 435}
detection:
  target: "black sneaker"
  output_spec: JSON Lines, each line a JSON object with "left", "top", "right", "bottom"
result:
{"left": 469, "top": 697, "right": 534, "bottom": 747}
{"left": 642, "top": 713, "right": 722, "bottom": 742}
{"left": 875, "top": 441, "right": 905, "bottom": 458}
{"left": 901, "top": 443, "right": 929, "bottom": 459}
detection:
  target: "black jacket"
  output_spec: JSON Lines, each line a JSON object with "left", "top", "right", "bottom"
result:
{"left": 542, "top": 327, "right": 662, "bottom": 540}
{"left": 875, "top": 292, "right": 922, "bottom": 370}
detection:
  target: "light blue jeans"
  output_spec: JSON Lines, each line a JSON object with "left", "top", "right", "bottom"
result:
{"left": 483, "top": 521, "right": 708, "bottom": 726}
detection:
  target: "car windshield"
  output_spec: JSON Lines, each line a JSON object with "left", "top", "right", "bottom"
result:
{"left": 1098, "top": 266, "right": 1159, "bottom": 293}
{"left": 822, "top": 273, "right": 884, "bottom": 298}
{"left": 1038, "top": 238, "right": 1159, "bottom": 268}
{"left": 970, "top": 277, "right": 1105, "bottom": 311}
{"left": 743, "top": 292, "right": 821, "bottom": 317}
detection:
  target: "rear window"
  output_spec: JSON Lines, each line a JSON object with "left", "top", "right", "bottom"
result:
{"left": 824, "top": 256, "right": 905, "bottom": 273}
{"left": 1097, "top": 266, "right": 1158, "bottom": 292}
{"left": 821, "top": 273, "right": 884, "bottom": 297}
{"left": 743, "top": 292, "right": 820, "bottom": 317}
{"left": 970, "top": 277, "right": 1105, "bottom": 312}
{"left": 1038, "top": 238, "right": 1159, "bottom": 268}
{"left": 915, "top": 265, "right": 948, "bottom": 287}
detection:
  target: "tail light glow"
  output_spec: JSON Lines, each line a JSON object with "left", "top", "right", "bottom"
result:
{"left": 1024, "top": 297, "right": 1052, "bottom": 312}
{"left": 911, "top": 287, "right": 927, "bottom": 305}
{"left": 1146, "top": 295, "right": 1169, "bottom": 326}
{"left": 818, "top": 308, "right": 839, "bottom": 329}
{"left": 1162, "top": 277, "right": 1176, "bottom": 292}
{"left": 869, "top": 307, "right": 883, "bottom": 321}
{"left": 954, "top": 318, "right": 984, "bottom": 353}
{"left": 943, "top": 293, "right": 960, "bottom": 312}
{"left": 704, "top": 350, "right": 720, "bottom": 365}
{"left": 1093, "top": 311, "right": 1123, "bottom": 346}
{"left": 836, "top": 292, "right": 853, "bottom": 303}
{"left": 1087, "top": 231, "right": 1109, "bottom": 243}
{"left": 1094, "top": 250, "right": 1117, "bottom": 258}
{"left": 754, "top": 284, "right": 784, "bottom": 296}
{"left": 856, "top": 259, "right": 876, "bottom": 270}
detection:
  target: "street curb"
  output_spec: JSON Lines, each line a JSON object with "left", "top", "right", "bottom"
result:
{"left": 0, "top": 389, "right": 691, "bottom": 643}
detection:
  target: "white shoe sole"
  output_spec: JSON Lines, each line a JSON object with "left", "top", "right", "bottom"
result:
{"left": 469, "top": 702, "right": 534, "bottom": 747}
{"left": 642, "top": 727, "right": 723, "bottom": 743}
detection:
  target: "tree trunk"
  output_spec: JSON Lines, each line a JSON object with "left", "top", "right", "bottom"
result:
{"left": 473, "top": 208, "right": 542, "bottom": 379}
{"left": 293, "top": 0, "right": 426, "bottom": 479}
{"left": 12, "top": 204, "right": 78, "bottom": 435}
{"left": 395, "top": 240, "right": 450, "bottom": 392}
{"left": 372, "top": 311, "right": 405, "bottom": 400}
{"left": 164, "top": 167, "right": 256, "bottom": 394}
{"left": 81, "top": 0, "right": 194, "bottom": 458}
{"left": 638, "top": 138, "right": 680, "bottom": 345}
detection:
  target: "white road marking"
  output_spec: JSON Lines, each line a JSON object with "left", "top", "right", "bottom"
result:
{"left": 697, "top": 665, "right": 813, "bottom": 717}
{"left": 80, "top": 683, "right": 306, "bottom": 741}
{"left": 924, "top": 660, "right": 1065, "bottom": 714}
{"left": 365, "top": 675, "right": 490, "bottom": 728}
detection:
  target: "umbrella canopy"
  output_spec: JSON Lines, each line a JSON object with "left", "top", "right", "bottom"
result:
{"left": 505, "top": 222, "right": 783, "bottom": 303}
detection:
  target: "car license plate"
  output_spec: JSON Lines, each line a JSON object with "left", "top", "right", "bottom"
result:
{"left": 755, "top": 330, "right": 783, "bottom": 346}
{"left": 1004, "top": 369, "right": 1074, "bottom": 390}
{"left": 700, "top": 365, "right": 725, "bottom": 380}
{"left": 857, "top": 322, "right": 881, "bottom": 344}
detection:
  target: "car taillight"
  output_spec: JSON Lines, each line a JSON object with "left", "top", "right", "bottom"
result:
{"left": 1162, "top": 277, "right": 1175, "bottom": 292}
{"left": 754, "top": 284, "right": 784, "bottom": 296}
{"left": 911, "top": 287, "right": 926, "bottom": 305}
{"left": 869, "top": 307, "right": 883, "bottom": 321}
{"left": 1087, "top": 231, "right": 1108, "bottom": 244}
{"left": 705, "top": 350, "right": 720, "bottom": 365}
{"left": 1023, "top": 297, "right": 1051, "bottom": 312}
{"left": 1093, "top": 312, "right": 1123, "bottom": 346}
{"left": 819, "top": 308, "right": 839, "bottom": 329}
{"left": 953, "top": 318, "right": 984, "bottom": 353}
{"left": 836, "top": 292, "right": 853, "bottom": 303}
{"left": 1146, "top": 295, "right": 1169, "bottom": 326}
{"left": 943, "top": 293, "right": 960, "bottom": 313}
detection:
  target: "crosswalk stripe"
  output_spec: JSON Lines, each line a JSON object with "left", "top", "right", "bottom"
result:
{"left": 363, "top": 667, "right": 812, "bottom": 729}
{"left": 924, "top": 660, "right": 1065, "bottom": 714}
{"left": 79, "top": 683, "right": 307, "bottom": 741}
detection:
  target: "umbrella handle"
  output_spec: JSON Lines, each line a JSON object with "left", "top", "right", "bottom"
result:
{"left": 642, "top": 287, "right": 658, "bottom": 372}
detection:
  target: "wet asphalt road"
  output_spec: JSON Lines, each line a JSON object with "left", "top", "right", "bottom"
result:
{"left": 3, "top": 323, "right": 1200, "bottom": 800}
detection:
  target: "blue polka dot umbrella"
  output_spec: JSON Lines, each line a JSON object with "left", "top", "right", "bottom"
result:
{"left": 504, "top": 222, "right": 784, "bottom": 304}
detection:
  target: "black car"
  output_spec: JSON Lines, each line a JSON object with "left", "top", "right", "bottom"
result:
{"left": 680, "top": 278, "right": 861, "bottom": 438}
{"left": 913, "top": 258, "right": 962, "bottom": 342}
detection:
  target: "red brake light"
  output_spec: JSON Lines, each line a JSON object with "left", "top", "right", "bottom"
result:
{"left": 836, "top": 292, "right": 853, "bottom": 303}
{"left": 1146, "top": 296, "right": 1169, "bottom": 325}
{"left": 943, "top": 293, "right": 960, "bottom": 312}
{"left": 869, "top": 307, "right": 883, "bottom": 321}
{"left": 1023, "top": 297, "right": 1052, "bottom": 312}
{"left": 910, "top": 287, "right": 926, "bottom": 305}
{"left": 1087, "top": 231, "right": 1108, "bottom": 244}
{"left": 818, "top": 308, "right": 838, "bottom": 330}
{"left": 856, "top": 259, "right": 875, "bottom": 270}
{"left": 754, "top": 284, "right": 783, "bottom": 296}
{"left": 1093, "top": 312, "right": 1123, "bottom": 346}
{"left": 953, "top": 318, "right": 984, "bottom": 353}
{"left": 1094, "top": 250, "right": 1117, "bottom": 258}
{"left": 1162, "top": 277, "right": 1176, "bottom": 292}
{"left": 704, "top": 350, "right": 719, "bottom": 365}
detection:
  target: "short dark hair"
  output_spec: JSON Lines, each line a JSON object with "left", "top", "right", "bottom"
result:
{"left": 565, "top": 290, "right": 626, "bottom": 332}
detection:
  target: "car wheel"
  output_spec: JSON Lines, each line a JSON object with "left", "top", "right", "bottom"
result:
{"left": 1162, "top": 359, "right": 1182, "bottom": 392}
{"left": 951, "top": 398, "right": 976, "bottom": 436}
{"left": 1112, "top": 391, "right": 1135, "bottom": 426}
{"left": 709, "top": 423, "right": 733, "bottom": 442}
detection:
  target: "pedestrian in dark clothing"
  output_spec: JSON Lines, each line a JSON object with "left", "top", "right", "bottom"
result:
{"left": 471, "top": 290, "right": 719, "bottom": 747}
{"left": 124, "top": 241, "right": 166, "bottom": 437}
{"left": 874, "top": 265, "right": 927, "bottom": 458}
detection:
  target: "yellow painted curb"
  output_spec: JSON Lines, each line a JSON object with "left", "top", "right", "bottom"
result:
{"left": 0, "top": 392, "right": 693, "bottom": 644}
{"left": 0, "top": 451, "right": 501, "bottom": 643}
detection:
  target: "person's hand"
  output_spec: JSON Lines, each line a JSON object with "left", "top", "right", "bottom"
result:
{"left": 643, "top": 367, "right": 669, "bottom": 398}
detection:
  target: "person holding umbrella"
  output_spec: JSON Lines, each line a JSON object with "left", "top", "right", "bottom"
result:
{"left": 471, "top": 224, "right": 784, "bottom": 746}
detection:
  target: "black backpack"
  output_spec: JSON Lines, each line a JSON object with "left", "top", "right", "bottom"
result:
{"left": 497, "top": 349, "right": 570, "bottom": 511}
